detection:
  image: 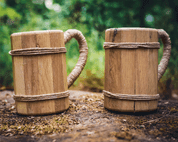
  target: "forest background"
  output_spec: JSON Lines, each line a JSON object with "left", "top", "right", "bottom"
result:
{"left": 0, "top": 0, "right": 178, "bottom": 99}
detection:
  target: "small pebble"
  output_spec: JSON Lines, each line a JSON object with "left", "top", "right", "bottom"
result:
{"left": 31, "top": 126, "right": 36, "bottom": 129}
{"left": 164, "top": 102, "right": 169, "bottom": 104}
{"left": 115, "top": 132, "right": 126, "bottom": 139}
{"left": 2, "top": 99, "right": 8, "bottom": 105}
{"left": 5, "top": 133, "right": 10, "bottom": 137}
{"left": 156, "top": 137, "right": 160, "bottom": 140}
{"left": 20, "top": 131, "right": 24, "bottom": 135}
{"left": 35, "top": 131, "right": 39, "bottom": 135}
{"left": 122, "top": 119, "right": 127, "bottom": 122}
{"left": 5, "top": 93, "right": 11, "bottom": 98}
{"left": 121, "top": 127, "right": 127, "bottom": 131}
{"left": 18, "top": 126, "right": 21, "bottom": 129}
{"left": 6, "top": 129, "right": 12, "bottom": 132}
{"left": 139, "top": 125, "right": 145, "bottom": 128}
{"left": 87, "top": 131, "right": 95, "bottom": 135}
{"left": 88, "top": 98, "right": 93, "bottom": 101}
{"left": 9, "top": 133, "right": 13, "bottom": 136}
{"left": 11, "top": 106, "right": 15, "bottom": 109}
{"left": 49, "top": 133, "right": 57, "bottom": 138}
{"left": 81, "top": 106, "right": 87, "bottom": 110}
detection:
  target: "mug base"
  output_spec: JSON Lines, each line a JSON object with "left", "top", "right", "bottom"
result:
{"left": 104, "top": 95, "right": 158, "bottom": 112}
{"left": 15, "top": 97, "right": 69, "bottom": 115}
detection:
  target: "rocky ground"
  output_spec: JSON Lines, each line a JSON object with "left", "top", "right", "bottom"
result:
{"left": 0, "top": 90, "right": 178, "bottom": 142}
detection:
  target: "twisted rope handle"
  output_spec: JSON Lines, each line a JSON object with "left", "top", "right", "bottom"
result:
{"left": 64, "top": 29, "right": 88, "bottom": 88}
{"left": 158, "top": 29, "right": 171, "bottom": 81}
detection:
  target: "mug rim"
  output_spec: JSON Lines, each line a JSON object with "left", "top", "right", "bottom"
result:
{"left": 11, "top": 30, "right": 63, "bottom": 37}
{"left": 106, "top": 27, "right": 157, "bottom": 32}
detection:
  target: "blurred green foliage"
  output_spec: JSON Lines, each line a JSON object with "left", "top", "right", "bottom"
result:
{"left": 0, "top": 0, "right": 178, "bottom": 90}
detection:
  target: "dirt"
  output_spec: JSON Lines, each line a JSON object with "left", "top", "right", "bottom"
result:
{"left": 0, "top": 90, "right": 178, "bottom": 142}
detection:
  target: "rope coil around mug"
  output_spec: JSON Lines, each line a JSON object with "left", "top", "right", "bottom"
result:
{"left": 9, "top": 47, "right": 67, "bottom": 56}
{"left": 103, "top": 42, "right": 160, "bottom": 49}
{"left": 13, "top": 91, "right": 69, "bottom": 102}
{"left": 103, "top": 90, "right": 160, "bottom": 101}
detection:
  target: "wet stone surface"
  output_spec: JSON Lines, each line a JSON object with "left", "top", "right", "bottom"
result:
{"left": 0, "top": 90, "right": 178, "bottom": 142}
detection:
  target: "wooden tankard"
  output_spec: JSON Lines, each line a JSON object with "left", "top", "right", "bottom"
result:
{"left": 10, "top": 29, "right": 88, "bottom": 115}
{"left": 103, "top": 28, "right": 171, "bottom": 112}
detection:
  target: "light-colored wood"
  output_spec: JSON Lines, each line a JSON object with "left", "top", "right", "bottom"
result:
{"left": 148, "top": 30, "right": 158, "bottom": 94}
{"left": 104, "top": 29, "right": 135, "bottom": 112}
{"left": 134, "top": 28, "right": 158, "bottom": 111}
{"left": 21, "top": 32, "right": 39, "bottom": 95}
{"left": 11, "top": 30, "right": 69, "bottom": 115}
{"left": 15, "top": 101, "right": 27, "bottom": 114}
{"left": 135, "top": 29, "right": 150, "bottom": 95}
{"left": 11, "top": 33, "right": 27, "bottom": 114}
{"left": 36, "top": 31, "right": 53, "bottom": 95}
{"left": 105, "top": 49, "right": 121, "bottom": 93}
{"left": 120, "top": 29, "right": 135, "bottom": 111}
{"left": 16, "top": 97, "right": 69, "bottom": 115}
{"left": 104, "top": 28, "right": 159, "bottom": 112}
{"left": 49, "top": 30, "right": 68, "bottom": 114}
{"left": 54, "top": 97, "right": 69, "bottom": 114}
{"left": 105, "top": 29, "right": 121, "bottom": 93}
{"left": 120, "top": 30, "right": 135, "bottom": 92}
{"left": 49, "top": 30, "right": 68, "bottom": 92}
{"left": 11, "top": 33, "right": 25, "bottom": 96}
{"left": 104, "top": 96, "right": 134, "bottom": 112}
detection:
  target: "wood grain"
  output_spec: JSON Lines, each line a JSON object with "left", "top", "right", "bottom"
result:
{"left": 104, "top": 96, "right": 134, "bottom": 112}
{"left": 49, "top": 30, "right": 67, "bottom": 93}
{"left": 120, "top": 29, "right": 136, "bottom": 111}
{"left": 36, "top": 31, "right": 53, "bottom": 95}
{"left": 104, "top": 28, "right": 159, "bottom": 112}
{"left": 21, "top": 32, "right": 39, "bottom": 95}
{"left": 148, "top": 29, "right": 158, "bottom": 95}
{"left": 105, "top": 29, "right": 121, "bottom": 93}
{"left": 104, "top": 28, "right": 135, "bottom": 112}
{"left": 135, "top": 29, "right": 150, "bottom": 95}
{"left": 11, "top": 33, "right": 27, "bottom": 114}
{"left": 120, "top": 29, "right": 136, "bottom": 94}
{"left": 134, "top": 28, "right": 158, "bottom": 112}
{"left": 11, "top": 33, "right": 25, "bottom": 96}
{"left": 49, "top": 30, "right": 68, "bottom": 114}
